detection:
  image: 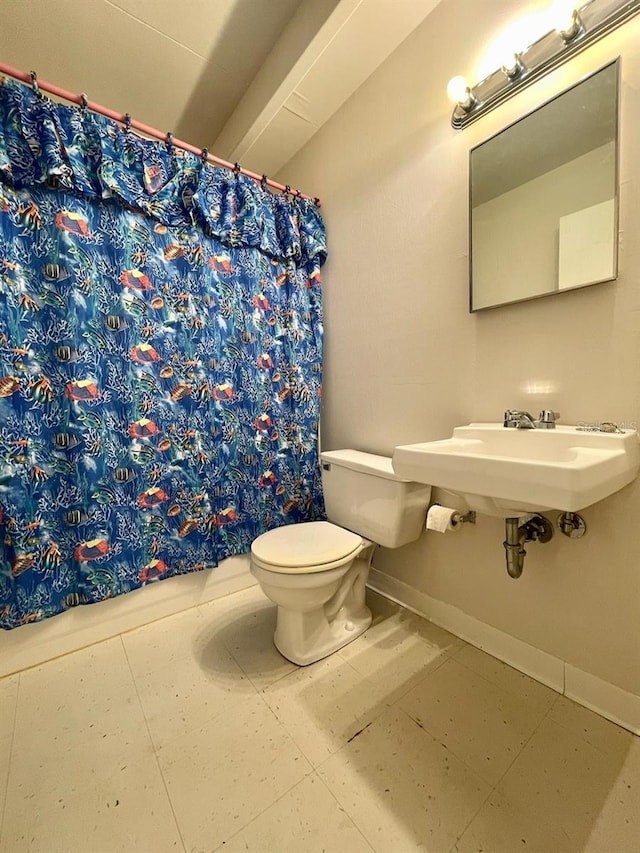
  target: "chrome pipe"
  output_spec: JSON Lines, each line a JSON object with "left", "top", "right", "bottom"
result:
{"left": 504, "top": 518, "right": 527, "bottom": 578}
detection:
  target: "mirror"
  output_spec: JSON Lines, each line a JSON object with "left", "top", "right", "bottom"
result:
{"left": 470, "top": 60, "right": 619, "bottom": 312}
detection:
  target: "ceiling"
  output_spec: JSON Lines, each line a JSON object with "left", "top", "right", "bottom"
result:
{"left": 0, "top": 0, "right": 305, "bottom": 147}
{"left": 0, "top": 0, "right": 442, "bottom": 180}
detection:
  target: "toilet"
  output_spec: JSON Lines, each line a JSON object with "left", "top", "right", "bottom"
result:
{"left": 250, "top": 449, "right": 432, "bottom": 666}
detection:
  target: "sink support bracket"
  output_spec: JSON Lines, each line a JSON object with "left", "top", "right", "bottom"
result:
{"left": 504, "top": 514, "right": 553, "bottom": 578}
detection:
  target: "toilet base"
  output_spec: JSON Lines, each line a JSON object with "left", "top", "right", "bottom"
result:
{"left": 274, "top": 602, "right": 372, "bottom": 666}
{"left": 272, "top": 551, "right": 374, "bottom": 666}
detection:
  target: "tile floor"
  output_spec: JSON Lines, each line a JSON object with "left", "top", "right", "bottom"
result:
{"left": 0, "top": 586, "right": 638, "bottom": 853}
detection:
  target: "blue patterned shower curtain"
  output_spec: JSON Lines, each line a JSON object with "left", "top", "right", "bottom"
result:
{"left": 0, "top": 78, "right": 326, "bottom": 629}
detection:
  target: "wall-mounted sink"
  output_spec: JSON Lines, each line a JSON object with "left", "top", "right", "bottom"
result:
{"left": 392, "top": 423, "right": 640, "bottom": 518}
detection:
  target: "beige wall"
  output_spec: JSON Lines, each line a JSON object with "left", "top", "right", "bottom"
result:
{"left": 279, "top": 0, "right": 640, "bottom": 696}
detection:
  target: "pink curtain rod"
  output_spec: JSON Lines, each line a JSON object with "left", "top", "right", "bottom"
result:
{"left": 0, "top": 62, "right": 319, "bottom": 204}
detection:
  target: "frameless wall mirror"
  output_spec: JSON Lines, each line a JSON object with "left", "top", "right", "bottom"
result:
{"left": 470, "top": 59, "right": 619, "bottom": 312}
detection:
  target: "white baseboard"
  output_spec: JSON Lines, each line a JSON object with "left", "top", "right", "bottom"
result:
{"left": 565, "top": 664, "right": 640, "bottom": 735}
{"left": 368, "top": 567, "right": 640, "bottom": 736}
{"left": 0, "top": 556, "right": 257, "bottom": 678}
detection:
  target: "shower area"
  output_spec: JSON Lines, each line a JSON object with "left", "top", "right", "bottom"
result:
{"left": 0, "top": 71, "right": 326, "bottom": 674}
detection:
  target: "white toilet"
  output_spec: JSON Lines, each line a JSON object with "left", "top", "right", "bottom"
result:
{"left": 250, "top": 450, "right": 432, "bottom": 666}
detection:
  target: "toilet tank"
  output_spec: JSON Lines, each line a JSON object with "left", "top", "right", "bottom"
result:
{"left": 320, "top": 449, "right": 431, "bottom": 548}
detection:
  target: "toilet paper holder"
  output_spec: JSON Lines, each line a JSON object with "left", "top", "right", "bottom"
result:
{"left": 426, "top": 504, "right": 477, "bottom": 533}
{"left": 451, "top": 509, "right": 476, "bottom": 526}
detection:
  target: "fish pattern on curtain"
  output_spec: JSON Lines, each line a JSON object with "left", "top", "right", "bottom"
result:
{"left": 0, "top": 77, "right": 326, "bottom": 629}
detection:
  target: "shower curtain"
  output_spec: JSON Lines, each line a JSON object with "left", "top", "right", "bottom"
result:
{"left": 0, "top": 77, "right": 326, "bottom": 629}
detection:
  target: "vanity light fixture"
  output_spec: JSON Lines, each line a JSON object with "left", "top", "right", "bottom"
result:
{"left": 448, "top": 0, "right": 640, "bottom": 129}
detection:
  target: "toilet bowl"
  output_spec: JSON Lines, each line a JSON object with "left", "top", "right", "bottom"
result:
{"left": 250, "top": 450, "right": 432, "bottom": 666}
{"left": 251, "top": 521, "right": 375, "bottom": 665}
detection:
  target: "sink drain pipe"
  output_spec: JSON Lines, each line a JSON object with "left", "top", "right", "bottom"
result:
{"left": 504, "top": 514, "right": 553, "bottom": 578}
{"left": 504, "top": 518, "right": 527, "bottom": 578}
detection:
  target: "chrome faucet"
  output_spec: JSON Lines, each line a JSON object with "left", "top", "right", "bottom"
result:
{"left": 503, "top": 409, "right": 560, "bottom": 429}
{"left": 537, "top": 409, "right": 561, "bottom": 429}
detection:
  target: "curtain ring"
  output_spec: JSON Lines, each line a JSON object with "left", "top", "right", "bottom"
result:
{"left": 166, "top": 131, "right": 174, "bottom": 154}
{"left": 260, "top": 174, "right": 268, "bottom": 190}
{"left": 200, "top": 147, "right": 209, "bottom": 164}
{"left": 30, "top": 70, "right": 40, "bottom": 98}
{"left": 79, "top": 93, "right": 88, "bottom": 114}
{"left": 233, "top": 162, "right": 241, "bottom": 174}
{"left": 313, "top": 197, "right": 321, "bottom": 207}
{"left": 123, "top": 113, "right": 132, "bottom": 133}
{"left": 284, "top": 184, "right": 291, "bottom": 198}
{"left": 293, "top": 189, "right": 301, "bottom": 200}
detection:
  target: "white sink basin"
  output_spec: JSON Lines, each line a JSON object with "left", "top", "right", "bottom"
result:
{"left": 392, "top": 423, "right": 640, "bottom": 517}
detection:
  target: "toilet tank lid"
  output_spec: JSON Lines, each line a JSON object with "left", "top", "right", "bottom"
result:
{"left": 251, "top": 521, "right": 362, "bottom": 568}
{"left": 320, "top": 449, "right": 409, "bottom": 481}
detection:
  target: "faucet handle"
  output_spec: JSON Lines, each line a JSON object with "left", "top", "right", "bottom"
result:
{"left": 538, "top": 410, "right": 560, "bottom": 427}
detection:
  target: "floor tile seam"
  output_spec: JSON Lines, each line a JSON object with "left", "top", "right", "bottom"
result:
{"left": 253, "top": 689, "right": 319, "bottom": 772}
{"left": 193, "top": 589, "right": 244, "bottom": 619}
{"left": 119, "top": 629, "right": 156, "bottom": 714}
{"left": 489, "top": 692, "right": 561, "bottom": 798}
{"left": 126, "top": 627, "right": 264, "bottom": 750}
{"left": 364, "top": 649, "right": 453, "bottom": 708}
{"left": 150, "top": 682, "right": 271, "bottom": 757}
{"left": 535, "top": 699, "right": 633, "bottom": 764}
{"left": 0, "top": 636, "right": 120, "bottom": 679}
{"left": 194, "top": 588, "right": 261, "bottom": 620}
{"left": 336, "top": 679, "right": 406, "bottom": 749}
{"left": 365, "top": 610, "right": 465, "bottom": 654}
{"left": 209, "top": 769, "right": 329, "bottom": 853}
{"left": 120, "top": 632, "right": 202, "bottom": 680}
{"left": 126, "top": 636, "right": 249, "bottom": 690}
{"left": 311, "top": 770, "right": 377, "bottom": 852}
{"left": 0, "top": 672, "right": 20, "bottom": 843}
{"left": 445, "top": 652, "right": 561, "bottom": 709}
{"left": 409, "top": 630, "right": 468, "bottom": 658}
{"left": 309, "top": 700, "right": 437, "bottom": 775}
{"left": 118, "top": 634, "right": 188, "bottom": 852}
{"left": 394, "top": 705, "right": 501, "bottom": 789}
{"left": 391, "top": 633, "right": 467, "bottom": 669}
{"left": 259, "top": 676, "right": 391, "bottom": 772}
{"left": 292, "top": 654, "right": 399, "bottom": 760}
{"left": 118, "top": 604, "right": 205, "bottom": 645}
{"left": 449, "top": 645, "right": 559, "bottom": 702}
{"left": 213, "top": 623, "right": 286, "bottom": 685}
{"left": 256, "top": 698, "right": 327, "bottom": 770}
{"left": 255, "top": 663, "right": 299, "bottom": 691}
{"left": 149, "top": 751, "right": 188, "bottom": 853}
{"left": 309, "top": 769, "right": 382, "bottom": 853}
{"left": 544, "top": 693, "right": 638, "bottom": 756}
{"left": 448, "top": 778, "right": 497, "bottom": 853}
{"left": 0, "top": 765, "right": 7, "bottom": 852}
{"left": 117, "top": 632, "right": 161, "bottom": 720}
{"left": 261, "top": 652, "right": 366, "bottom": 696}
{"left": 371, "top": 594, "right": 469, "bottom": 648}
{"left": 315, "top": 706, "right": 495, "bottom": 853}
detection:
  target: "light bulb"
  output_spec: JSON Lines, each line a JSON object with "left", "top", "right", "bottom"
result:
{"left": 501, "top": 53, "right": 524, "bottom": 79}
{"left": 446, "top": 76, "right": 468, "bottom": 103}
{"left": 548, "top": 1, "right": 582, "bottom": 39}
{"left": 446, "top": 76, "right": 474, "bottom": 109}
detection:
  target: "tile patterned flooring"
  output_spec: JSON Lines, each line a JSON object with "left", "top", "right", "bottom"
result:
{"left": 0, "top": 586, "right": 638, "bottom": 852}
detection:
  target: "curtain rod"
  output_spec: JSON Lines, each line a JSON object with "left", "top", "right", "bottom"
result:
{"left": 0, "top": 62, "right": 319, "bottom": 205}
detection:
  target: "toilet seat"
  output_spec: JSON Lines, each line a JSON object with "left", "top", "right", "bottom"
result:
{"left": 250, "top": 521, "right": 363, "bottom": 574}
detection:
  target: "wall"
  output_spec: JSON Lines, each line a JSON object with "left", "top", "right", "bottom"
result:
{"left": 279, "top": 0, "right": 640, "bottom": 707}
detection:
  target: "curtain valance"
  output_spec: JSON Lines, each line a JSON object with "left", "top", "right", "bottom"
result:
{"left": 0, "top": 77, "right": 326, "bottom": 267}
